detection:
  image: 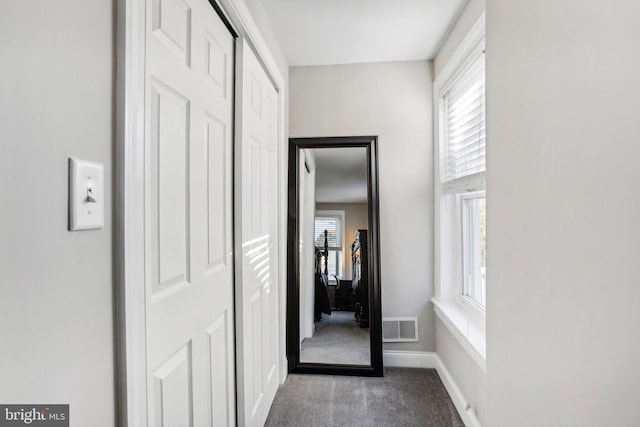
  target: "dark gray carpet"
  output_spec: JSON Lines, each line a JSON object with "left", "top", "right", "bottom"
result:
{"left": 300, "top": 311, "right": 370, "bottom": 365}
{"left": 265, "top": 368, "right": 465, "bottom": 427}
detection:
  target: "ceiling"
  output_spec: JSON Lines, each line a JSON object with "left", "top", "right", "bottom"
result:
{"left": 262, "top": 0, "right": 467, "bottom": 66}
{"left": 308, "top": 147, "right": 368, "bottom": 203}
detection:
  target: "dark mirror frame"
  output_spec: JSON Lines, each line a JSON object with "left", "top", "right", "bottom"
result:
{"left": 287, "top": 136, "right": 383, "bottom": 376}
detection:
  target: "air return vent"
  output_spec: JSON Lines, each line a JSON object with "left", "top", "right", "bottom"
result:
{"left": 382, "top": 317, "right": 419, "bottom": 342}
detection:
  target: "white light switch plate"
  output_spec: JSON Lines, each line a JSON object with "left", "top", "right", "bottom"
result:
{"left": 69, "top": 158, "right": 104, "bottom": 231}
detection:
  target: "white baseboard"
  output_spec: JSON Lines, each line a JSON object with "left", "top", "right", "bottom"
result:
{"left": 433, "top": 354, "right": 482, "bottom": 427}
{"left": 383, "top": 350, "right": 438, "bottom": 368}
{"left": 383, "top": 350, "right": 482, "bottom": 427}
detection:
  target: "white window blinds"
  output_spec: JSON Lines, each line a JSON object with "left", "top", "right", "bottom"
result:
{"left": 314, "top": 216, "right": 342, "bottom": 248}
{"left": 442, "top": 51, "right": 486, "bottom": 193}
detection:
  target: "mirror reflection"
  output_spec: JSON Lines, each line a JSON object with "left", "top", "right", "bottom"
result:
{"left": 298, "top": 146, "right": 370, "bottom": 365}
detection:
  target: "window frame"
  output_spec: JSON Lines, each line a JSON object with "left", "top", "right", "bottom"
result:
{"left": 460, "top": 191, "right": 486, "bottom": 312}
{"left": 432, "top": 13, "right": 486, "bottom": 371}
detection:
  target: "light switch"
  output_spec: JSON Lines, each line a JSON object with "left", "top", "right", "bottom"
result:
{"left": 69, "top": 158, "right": 104, "bottom": 231}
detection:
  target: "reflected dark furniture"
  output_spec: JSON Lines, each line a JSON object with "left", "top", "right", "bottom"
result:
{"left": 314, "top": 271, "right": 331, "bottom": 321}
{"left": 352, "top": 229, "right": 369, "bottom": 328}
{"left": 333, "top": 276, "right": 354, "bottom": 311}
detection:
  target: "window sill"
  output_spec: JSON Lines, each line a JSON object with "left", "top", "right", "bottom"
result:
{"left": 432, "top": 297, "right": 486, "bottom": 372}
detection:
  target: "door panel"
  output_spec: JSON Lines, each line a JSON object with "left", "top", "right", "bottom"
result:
{"left": 236, "top": 40, "right": 280, "bottom": 427}
{"left": 145, "top": 0, "right": 235, "bottom": 425}
{"left": 149, "top": 79, "right": 190, "bottom": 296}
{"left": 152, "top": 343, "right": 193, "bottom": 426}
{"left": 206, "top": 311, "right": 231, "bottom": 425}
{"left": 205, "top": 113, "right": 228, "bottom": 272}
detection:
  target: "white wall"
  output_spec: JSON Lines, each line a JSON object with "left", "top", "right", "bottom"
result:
{"left": 487, "top": 1, "right": 640, "bottom": 426}
{"left": 432, "top": 1, "right": 487, "bottom": 424}
{"left": 290, "top": 61, "right": 434, "bottom": 352}
{"left": 0, "top": 1, "right": 115, "bottom": 425}
{"left": 316, "top": 202, "right": 368, "bottom": 280}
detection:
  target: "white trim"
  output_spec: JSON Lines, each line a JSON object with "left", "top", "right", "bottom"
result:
{"left": 433, "top": 11, "right": 486, "bottom": 92}
{"left": 383, "top": 350, "right": 438, "bottom": 368}
{"left": 115, "top": 0, "right": 147, "bottom": 425}
{"left": 382, "top": 351, "right": 482, "bottom": 427}
{"left": 460, "top": 191, "right": 486, "bottom": 316}
{"left": 117, "top": 0, "right": 289, "bottom": 424}
{"left": 434, "top": 354, "right": 483, "bottom": 427}
{"left": 432, "top": 298, "right": 486, "bottom": 372}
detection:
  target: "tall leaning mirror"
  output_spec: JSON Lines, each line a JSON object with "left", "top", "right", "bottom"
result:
{"left": 287, "top": 136, "right": 382, "bottom": 376}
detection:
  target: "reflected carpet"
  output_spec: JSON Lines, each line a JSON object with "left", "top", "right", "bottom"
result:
{"left": 300, "top": 311, "right": 370, "bottom": 365}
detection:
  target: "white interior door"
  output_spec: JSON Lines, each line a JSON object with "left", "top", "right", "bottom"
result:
{"left": 235, "top": 39, "right": 280, "bottom": 427}
{"left": 144, "top": 0, "right": 235, "bottom": 425}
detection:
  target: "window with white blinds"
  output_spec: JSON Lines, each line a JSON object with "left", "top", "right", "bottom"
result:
{"left": 315, "top": 215, "right": 343, "bottom": 278}
{"left": 442, "top": 51, "right": 486, "bottom": 193}
{"left": 433, "top": 15, "right": 486, "bottom": 362}
{"left": 314, "top": 216, "right": 342, "bottom": 248}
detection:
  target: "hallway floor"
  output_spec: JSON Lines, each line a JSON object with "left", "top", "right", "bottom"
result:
{"left": 265, "top": 367, "right": 464, "bottom": 427}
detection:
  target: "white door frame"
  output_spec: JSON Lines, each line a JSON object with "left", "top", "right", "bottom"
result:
{"left": 115, "top": 0, "right": 287, "bottom": 425}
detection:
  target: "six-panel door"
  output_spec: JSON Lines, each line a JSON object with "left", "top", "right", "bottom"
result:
{"left": 145, "top": 0, "right": 236, "bottom": 425}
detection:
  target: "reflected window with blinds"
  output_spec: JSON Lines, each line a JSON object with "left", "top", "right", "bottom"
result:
{"left": 314, "top": 215, "right": 343, "bottom": 279}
